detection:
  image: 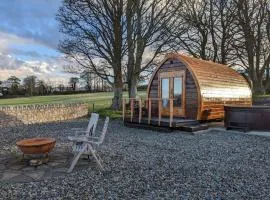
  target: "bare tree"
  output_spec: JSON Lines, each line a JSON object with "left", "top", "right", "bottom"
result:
{"left": 174, "top": 0, "right": 210, "bottom": 59}
{"left": 69, "top": 77, "right": 79, "bottom": 91}
{"left": 58, "top": 84, "right": 65, "bottom": 92}
{"left": 80, "top": 70, "right": 92, "bottom": 92}
{"left": 7, "top": 76, "right": 21, "bottom": 94}
{"left": 233, "top": 0, "right": 270, "bottom": 94}
{"left": 172, "top": 0, "right": 236, "bottom": 64}
{"left": 57, "top": 0, "right": 125, "bottom": 110}
{"left": 23, "top": 76, "right": 37, "bottom": 96}
{"left": 208, "top": 0, "right": 236, "bottom": 64}
{"left": 125, "top": 0, "right": 181, "bottom": 98}
{"left": 46, "top": 80, "right": 54, "bottom": 94}
{"left": 57, "top": 0, "right": 183, "bottom": 102}
{"left": 37, "top": 80, "right": 47, "bottom": 95}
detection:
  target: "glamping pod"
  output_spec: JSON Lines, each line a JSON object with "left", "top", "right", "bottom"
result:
{"left": 147, "top": 53, "right": 252, "bottom": 121}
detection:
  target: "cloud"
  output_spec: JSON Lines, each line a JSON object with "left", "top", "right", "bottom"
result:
{"left": 0, "top": 32, "right": 34, "bottom": 51}
{"left": 0, "top": 31, "right": 72, "bottom": 85}
{"left": 6, "top": 48, "right": 44, "bottom": 58}
{"left": 0, "top": 53, "right": 25, "bottom": 70}
{"left": 0, "top": 53, "right": 73, "bottom": 85}
{"left": 0, "top": 31, "right": 59, "bottom": 58}
{"left": 0, "top": 68, "right": 73, "bottom": 86}
{"left": 0, "top": 1, "right": 77, "bottom": 85}
{"left": 0, "top": 0, "right": 62, "bottom": 49}
{"left": 0, "top": 53, "right": 56, "bottom": 73}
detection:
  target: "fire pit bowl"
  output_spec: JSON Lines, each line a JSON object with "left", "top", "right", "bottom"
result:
{"left": 16, "top": 137, "right": 56, "bottom": 155}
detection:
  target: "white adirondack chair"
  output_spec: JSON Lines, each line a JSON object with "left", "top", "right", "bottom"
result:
{"left": 71, "top": 113, "right": 99, "bottom": 137}
{"left": 67, "top": 117, "right": 109, "bottom": 173}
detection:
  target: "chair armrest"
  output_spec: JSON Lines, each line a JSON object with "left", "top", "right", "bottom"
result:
{"left": 74, "top": 130, "right": 88, "bottom": 134}
{"left": 90, "top": 136, "right": 99, "bottom": 139}
{"left": 72, "top": 130, "right": 88, "bottom": 137}
{"left": 84, "top": 140, "right": 101, "bottom": 145}
{"left": 68, "top": 136, "right": 87, "bottom": 142}
{"left": 94, "top": 131, "right": 104, "bottom": 136}
{"left": 71, "top": 128, "right": 85, "bottom": 131}
{"left": 68, "top": 136, "right": 100, "bottom": 144}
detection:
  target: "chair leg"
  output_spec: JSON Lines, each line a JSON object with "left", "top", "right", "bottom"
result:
{"left": 88, "top": 144, "right": 103, "bottom": 170}
{"left": 67, "top": 145, "right": 87, "bottom": 173}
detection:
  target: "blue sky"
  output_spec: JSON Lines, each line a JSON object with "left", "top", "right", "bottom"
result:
{"left": 0, "top": 0, "right": 73, "bottom": 85}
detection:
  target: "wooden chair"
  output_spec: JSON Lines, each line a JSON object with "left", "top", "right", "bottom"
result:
{"left": 67, "top": 117, "right": 109, "bottom": 173}
{"left": 71, "top": 113, "right": 99, "bottom": 137}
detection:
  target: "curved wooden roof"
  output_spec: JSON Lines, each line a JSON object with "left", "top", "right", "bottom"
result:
{"left": 150, "top": 53, "right": 252, "bottom": 102}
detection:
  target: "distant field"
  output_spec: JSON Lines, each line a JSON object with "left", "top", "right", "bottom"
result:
{"left": 0, "top": 91, "right": 146, "bottom": 118}
{"left": 0, "top": 91, "right": 146, "bottom": 109}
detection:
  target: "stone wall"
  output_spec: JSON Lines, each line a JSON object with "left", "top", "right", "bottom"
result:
{"left": 0, "top": 103, "right": 89, "bottom": 128}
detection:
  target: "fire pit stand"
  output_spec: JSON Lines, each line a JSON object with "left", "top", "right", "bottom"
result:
{"left": 16, "top": 138, "right": 56, "bottom": 166}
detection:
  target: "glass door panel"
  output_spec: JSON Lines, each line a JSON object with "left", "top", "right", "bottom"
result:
{"left": 159, "top": 70, "right": 185, "bottom": 117}
{"left": 161, "top": 78, "right": 169, "bottom": 108}
{"left": 173, "top": 77, "right": 182, "bottom": 107}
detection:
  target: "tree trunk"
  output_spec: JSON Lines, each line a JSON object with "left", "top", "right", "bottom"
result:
{"left": 265, "top": 65, "right": 270, "bottom": 93}
{"left": 252, "top": 79, "right": 265, "bottom": 95}
{"left": 111, "top": 72, "right": 123, "bottom": 110}
{"left": 128, "top": 75, "right": 137, "bottom": 99}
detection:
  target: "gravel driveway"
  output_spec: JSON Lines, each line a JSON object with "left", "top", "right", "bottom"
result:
{"left": 0, "top": 118, "right": 269, "bottom": 199}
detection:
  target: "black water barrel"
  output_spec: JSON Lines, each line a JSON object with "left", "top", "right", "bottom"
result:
{"left": 224, "top": 105, "right": 270, "bottom": 131}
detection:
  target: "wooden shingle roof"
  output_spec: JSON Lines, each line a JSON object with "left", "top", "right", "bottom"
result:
{"left": 168, "top": 53, "right": 252, "bottom": 101}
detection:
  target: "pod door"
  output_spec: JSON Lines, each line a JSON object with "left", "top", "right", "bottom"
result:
{"left": 159, "top": 71, "right": 185, "bottom": 117}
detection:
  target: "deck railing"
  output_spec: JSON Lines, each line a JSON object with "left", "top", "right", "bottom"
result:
{"left": 122, "top": 98, "right": 174, "bottom": 127}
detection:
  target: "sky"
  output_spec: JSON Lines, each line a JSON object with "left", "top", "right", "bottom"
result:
{"left": 0, "top": 0, "right": 74, "bottom": 86}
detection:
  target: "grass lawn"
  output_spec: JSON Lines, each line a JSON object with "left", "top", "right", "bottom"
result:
{"left": 254, "top": 94, "right": 270, "bottom": 98}
{"left": 0, "top": 91, "right": 146, "bottom": 118}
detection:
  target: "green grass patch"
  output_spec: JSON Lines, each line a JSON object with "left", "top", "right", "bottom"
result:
{"left": 0, "top": 91, "right": 146, "bottom": 119}
{"left": 0, "top": 91, "right": 146, "bottom": 106}
{"left": 94, "top": 108, "right": 122, "bottom": 119}
{"left": 254, "top": 94, "right": 270, "bottom": 98}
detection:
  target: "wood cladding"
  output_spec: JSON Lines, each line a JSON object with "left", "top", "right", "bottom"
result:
{"left": 147, "top": 53, "right": 252, "bottom": 121}
{"left": 148, "top": 58, "right": 199, "bottom": 119}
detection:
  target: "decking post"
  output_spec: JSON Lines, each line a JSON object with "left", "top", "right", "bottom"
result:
{"left": 158, "top": 99, "right": 162, "bottom": 126}
{"left": 122, "top": 99, "right": 126, "bottom": 121}
{"left": 148, "top": 99, "right": 151, "bottom": 124}
{"left": 130, "top": 98, "right": 134, "bottom": 122}
{"left": 169, "top": 99, "right": 173, "bottom": 127}
{"left": 139, "top": 98, "right": 142, "bottom": 124}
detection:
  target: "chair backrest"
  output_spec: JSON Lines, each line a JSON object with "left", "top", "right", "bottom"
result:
{"left": 86, "top": 113, "right": 99, "bottom": 136}
{"left": 97, "top": 117, "right": 109, "bottom": 145}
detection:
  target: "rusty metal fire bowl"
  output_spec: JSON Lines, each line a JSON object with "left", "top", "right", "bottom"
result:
{"left": 16, "top": 137, "right": 56, "bottom": 155}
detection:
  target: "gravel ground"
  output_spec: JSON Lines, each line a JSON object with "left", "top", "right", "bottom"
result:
{"left": 0, "top": 118, "right": 269, "bottom": 200}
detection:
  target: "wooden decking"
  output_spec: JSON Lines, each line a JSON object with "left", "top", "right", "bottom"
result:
{"left": 125, "top": 116, "right": 196, "bottom": 127}
{"left": 124, "top": 116, "right": 208, "bottom": 132}
{"left": 122, "top": 98, "right": 209, "bottom": 132}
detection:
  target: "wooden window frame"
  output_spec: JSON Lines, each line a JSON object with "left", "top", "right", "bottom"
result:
{"left": 158, "top": 70, "right": 186, "bottom": 117}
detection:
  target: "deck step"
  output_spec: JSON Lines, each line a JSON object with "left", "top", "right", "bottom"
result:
{"left": 124, "top": 121, "right": 173, "bottom": 132}
{"left": 178, "top": 124, "right": 209, "bottom": 132}
{"left": 124, "top": 117, "right": 208, "bottom": 132}
{"left": 174, "top": 120, "right": 199, "bottom": 127}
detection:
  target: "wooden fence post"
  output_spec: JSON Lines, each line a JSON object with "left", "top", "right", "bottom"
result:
{"left": 139, "top": 98, "right": 142, "bottom": 124}
{"left": 122, "top": 99, "right": 126, "bottom": 121}
{"left": 158, "top": 99, "right": 162, "bottom": 126}
{"left": 148, "top": 99, "right": 151, "bottom": 124}
{"left": 130, "top": 98, "right": 134, "bottom": 122}
{"left": 169, "top": 99, "right": 173, "bottom": 127}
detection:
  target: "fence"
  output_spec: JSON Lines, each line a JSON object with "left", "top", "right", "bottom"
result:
{"left": 0, "top": 97, "right": 120, "bottom": 129}
{"left": 122, "top": 97, "right": 176, "bottom": 127}
{"left": 0, "top": 102, "right": 104, "bottom": 129}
